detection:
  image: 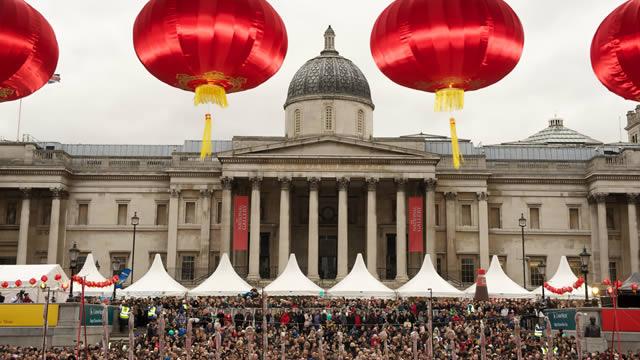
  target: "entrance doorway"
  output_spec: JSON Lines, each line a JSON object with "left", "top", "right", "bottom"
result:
{"left": 386, "top": 234, "right": 397, "bottom": 280}
{"left": 259, "top": 233, "right": 271, "bottom": 279}
{"left": 319, "top": 235, "right": 337, "bottom": 279}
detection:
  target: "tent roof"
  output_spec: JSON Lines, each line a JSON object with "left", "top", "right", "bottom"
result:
{"left": 73, "top": 253, "right": 113, "bottom": 296}
{"left": 531, "top": 256, "right": 592, "bottom": 299}
{"left": 397, "top": 255, "right": 465, "bottom": 298}
{"left": 622, "top": 272, "right": 640, "bottom": 290}
{"left": 328, "top": 254, "right": 395, "bottom": 299}
{"left": 120, "top": 254, "right": 187, "bottom": 297}
{"left": 264, "top": 254, "right": 324, "bottom": 296}
{"left": 189, "top": 253, "right": 252, "bottom": 296}
{"left": 465, "top": 256, "right": 534, "bottom": 299}
{"left": 0, "top": 264, "right": 69, "bottom": 289}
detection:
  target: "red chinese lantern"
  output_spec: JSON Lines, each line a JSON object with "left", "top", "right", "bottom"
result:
{"left": 29, "top": 278, "right": 37, "bottom": 286}
{"left": 602, "top": 279, "right": 611, "bottom": 286}
{"left": 591, "top": 0, "right": 640, "bottom": 101}
{"left": 0, "top": 0, "right": 59, "bottom": 102}
{"left": 41, "top": 275, "right": 48, "bottom": 283}
{"left": 54, "top": 274, "right": 62, "bottom": 281}
{"left": 14, "top": 279, "right": 22, "bottom": 287}
{"left": 370, "top": 0, "right": 524, "bottom": 168}
{"left": 1, "top": 282, "right": 7, "bottom": 289}
{"left": 133, "top": 0, "right": 288, "bottom": 158}
{"left": 112, "top": 275, "right": 119, "bottom": 283}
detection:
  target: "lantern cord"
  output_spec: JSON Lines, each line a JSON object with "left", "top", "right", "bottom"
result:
{"left": 449, "top": 117, "right": 463, "bottom": 170}
{"left": 200, "top": 114, "right": 212, "bottom": 159}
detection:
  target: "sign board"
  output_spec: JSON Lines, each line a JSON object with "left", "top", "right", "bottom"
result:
{"left": 233, "top": 195, "right": 249, "bottom": 251}
{"left": 408, "top": 196, "right": 424, "bottom": 253}
{"left": 83, "top": 305, "right": 114, "bottom": 326}
{"left": 0, "top": 304, "right": 59, "bottom": 327}
{"left": 545, "top": 309, "right": 577, "bottom": 330}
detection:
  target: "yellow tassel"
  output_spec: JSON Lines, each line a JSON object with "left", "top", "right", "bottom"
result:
{"left": 435, "top": 88, "right": 465, "bottom": 112}
{"left": 450, "top": 117, "right": 464, "bottom": 169}
{"left": 194, "top": 84, "right": 228, "bottom": 107}
{"left": 200, "top": 113, "right": 212, "bottom": 159}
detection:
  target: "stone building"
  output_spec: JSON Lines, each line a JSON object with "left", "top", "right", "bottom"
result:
{"left": 1, "top": 28, "right": 639, "bottom": 289}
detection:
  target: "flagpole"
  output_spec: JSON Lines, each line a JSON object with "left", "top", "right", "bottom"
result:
{"left": 16, "top": 99, "right": 22, "bottom": 141}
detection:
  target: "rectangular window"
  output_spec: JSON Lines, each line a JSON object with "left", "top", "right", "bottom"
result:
{"left": 41, "top": 202, "right": 51, "bottom": 226}
{"left": 392, "top": 200, "right": 397, "bottom": 222}
{"left": 489, "top": 206, "right": 501, "bottom": 229}
{"left": 181, "top": 255, "right": 196, "bottom": 281}
{"left": 529, "top": 256, "right": 546, "bottom": 286}
{"left": 77, "top": 203, "right": 89, "bottom": 225}
{"left": 529, "top": 207, "right": 540, "bottom": 229}
{"left": 184, "top": 201, "right": 196, "bottom": 224}
{"left": 436, "top": 256, "right": 444, "bottom": 276}
{"left": 609, "top": 261, "right": 618, "bottom": 281}
{"left": 569, "top": 208, "right": 580, "bottom": 230}
{"left": 110, "top": 254, "right": 129, "bottom": 276}
{"left": 434, "top": 203, "right": 440, "bottom": 227}
{"left": 216, "top": 201, "right": 222, "bottom": 224}
{"left": 461, "top": 204, "right": 472, "bottom": 226}
{"left": 461, "top": 257, "right": 476, "bottom": 283}
{"left": 606, "top": 207, "right": 616, "bottom": 230}
{"left": 117, "top": 203, "right": 128, "bottom": 225}
{"left": 5, "top": 201, "right": 17, "bottom": 225}
{"left": 156, "top": 203, "right": 168, "bottom": 226}
{"left": 567, "top": 257, "right": 582, "bottom": 277}
{"left": 497, "top": 255, "right": 507, "bottom": 270}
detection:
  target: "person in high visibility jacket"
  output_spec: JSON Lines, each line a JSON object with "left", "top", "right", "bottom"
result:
{"left": 147, "top": 305, "right": 157, "bottom": 321}
{"left": 534, "top": 323, "right": 544, "bottom": 337}
{"left": 119, "top": 304, "right": 130, "bottom": 332}
{"left": 541, "top": 346, "right": 558, "bottom": 355}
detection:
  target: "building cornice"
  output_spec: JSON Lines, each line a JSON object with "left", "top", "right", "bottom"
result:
{"left": 73, "top": 174, "right": 170, "bottom": 181}
{"left": 221, "top": 157, "right": 438, "bottom": 166}
{"left": 436, "top": 173, "right": 491, "bottom": 181}
{"left": 488, "top": 177, "right": 586, "bottom": 185}
{"left": 586, "top": 173, "right": 640, "bottom": 182}
{"left": 0, "top": 168, "right": 72, "bottom": 177}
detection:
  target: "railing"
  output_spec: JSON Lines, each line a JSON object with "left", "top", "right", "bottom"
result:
{"left": 588, "top": 155, "right": 628, "bottom": 170}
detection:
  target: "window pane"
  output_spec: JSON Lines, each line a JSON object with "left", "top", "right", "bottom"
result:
{"left": 117, "top": 204, "right": 128, "bottom": 225}
{"left": 6, "top": 201, "right": 17, "bottom": 225}
{"left": 181, "top": 255, "right": 195, "bottom": 281}
{"left": 357, "top": 110, "right": 365, "bottom": 134}
{"left": 185, "top": 202, "right": 196, "bottom": 224}
{"left": 41, "top": 203, "right": 51, "bottom": 226}
{"left": 609, "top": 261, "right": 618, "bottom": 281}
{"left": 529, "top": 208, "right": 540, "bottom": 229}
{"left": 529, "top": 257, "right": 546, "bottom": 286}
{"left": 569, "top": 208, "right": 580, "bottom": 230}
{"left": 461, "top": 258, "right": 476, "bottom": 283}
{"left": 489, "top": 207, "right": 501, "bottom": 229}
{"left": 294, "top": 110, "right": 302, "bottom": 134}
{"left": 78, "top": 204, "right": 88, "bottom": 225}
{"left": 324, "top": 107, "right": 333, "bottom": 130}
{"left": 461, "top": 205, "right": 472, "bottom": 226}
{"left": 567, "top": 257, "right": 582, "bottom": 277}
{"left": 156, "top": 204, "right": 168, "bottom": 226}
{"left": 606, "top": 208, "right": 616, "bottom": 230}
{"left": 434, "top": 204, "right": 440, "bottom": 227}
{"left": 216, "top": 201, "right": 222, "bottom": 224}
{"left": 111, "top": 255, "right": 129, "bottom": 276}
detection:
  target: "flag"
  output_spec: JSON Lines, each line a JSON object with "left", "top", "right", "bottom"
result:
{"left": 480, "top": 320, "right": 487, "bottom": 360}
{"left": 116, "top": 269, "right": 131, "bottom": 289}
{"left": 515, "top": 317, "right": 523, "bottom": 360}
{"left": 48, "top": 73, "right": 61, "bottom": 84}
{"left": 408, "top": 197, "right": 424, "bottom": 253}
{"left": 233, "top": 195, "right": 249, "bottom": 251}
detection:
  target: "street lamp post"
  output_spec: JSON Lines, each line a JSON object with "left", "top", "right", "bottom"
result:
{"left": 130, "top": 212, "right": 140, "bottom": 284}
{"left": 68, "top": 242, "right": 80, "bottom": 300}
{"left": 538, "top": 261, "right": 547, "bottom": 306}
{"left": 580, "top": 247, "right": 591, "bottom": 301}
{"left": 518, "top": 214, "right": 527, "bottom": 289}
{"left": 111, "top": 261, "right": 119, "bottom": 301}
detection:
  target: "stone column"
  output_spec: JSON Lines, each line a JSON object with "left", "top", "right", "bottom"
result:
{"left": 366, "top": 178, "right": 378, "bottom": 277}
{"left": 477, "top": 192, "right": 490, "bottom": 270}
{"left": 588, "top": 196, "right": 601, "bottom": 281}
{"left": 199, "top": 188, "right": 212, "bottom": 275}
{"left": 220, "top": 177, "right": 233, "bottom": 256}
{"left": 47, "top": 188, "right": 63, "bottom": 264}
{"left": 425, "top": 179, "right": 437, "bottom": 264}
{"left": 248, "top": 177, "right": 262, "bottom": 281}
{"left": 395, "top": 178, "right": 408, "bottom": 282}
{"left": 628, "top": 194, "right": 640, "bottom": 274}
{"left": 16, "top": 188, "right": 31, "bottom": 264}
{"left": 445, "top": 192, "right": 458, "bottom": 281}
{"left": 167, "top": 187, "right": 180, "bottom": 277}
{"left": 337, "top": 177, "right": 349, "bottom": 280}
{"left": 278, "top": 177, "right": 291, "bottom": 275}
{"left": 595, "top": 193, "right": 609, "bottom": 281}
{"left": 307, "top": 178, "right": 320, "bottom": 280}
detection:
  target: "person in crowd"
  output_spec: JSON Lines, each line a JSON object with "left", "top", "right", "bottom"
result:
{"left": 0, "top": 292, "right": 4, "bottom": 303}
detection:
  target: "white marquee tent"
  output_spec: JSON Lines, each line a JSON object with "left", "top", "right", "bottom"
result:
{"left": 328, "top": 254, "right": 396, "bottom": 299}
{"left": 189, "top": 253, "right": 253, "bottom": 296}
{"left": 264, "top": 254, "right": 324, "bottom": 296}
{"left": 0, "top": 264, "right": 69, "bottom": 303}
{"left": 397, "top": 255, "right": 466, "bottom": 298}
{"left": 72, "top": 253, "right": 113, "bottom": 297}
{"left": 532, "top": 256, "right": 593, "bottom": 299}
{"left": 465, "top": 256, "right": 534, "bottom": 299}
{"left": 119, "top": 254, "right": 188, "bottom": 298}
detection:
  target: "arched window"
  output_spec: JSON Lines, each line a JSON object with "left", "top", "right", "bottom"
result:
{"left": 357, "top": 110, "right": 365, "bottom": 135}
{"left": 294, "top": 109, "right": 302, "bottom": 135}
{"left": 324, "top": 106, "right": 334, "bottom": 131}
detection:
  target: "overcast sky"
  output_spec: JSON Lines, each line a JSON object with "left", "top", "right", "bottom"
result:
{"left": 0, "top": 0, "right": 635, "bottom": 146}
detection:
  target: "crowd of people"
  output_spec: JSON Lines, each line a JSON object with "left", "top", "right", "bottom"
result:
{"left": 1, "top": 293, "right": 640, "bottom": 359}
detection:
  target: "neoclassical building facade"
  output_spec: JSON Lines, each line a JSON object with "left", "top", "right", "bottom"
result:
{"left": 1, "top": 29, "right": 639, "bottom": 289}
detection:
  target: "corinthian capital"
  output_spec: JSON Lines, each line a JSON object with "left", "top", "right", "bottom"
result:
{"left": 424, "top": 178, "right": 437, "bottom": 192}
{"left": 250, "top": 177, "right": 262, "bottom": 191}
{"left": 366, "top": 178, "right": 379, "bottom": 192}
{"left": 444, "top": 192, "right": 457, "bottom": 201}
{"left": 476, "top": 192, "right": 488, "bottom": 202}
{"left": 337, "top": 177, "right": 350, "bottom": 191}
{"left": 591, "top": 192, "right": 608, "bottom": 203}
{"left": 221, "top": 176, "right": 233, "bottom": 191}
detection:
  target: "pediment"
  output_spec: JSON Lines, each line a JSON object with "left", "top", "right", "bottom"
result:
{"left": 218, "top": 135, "right": 439, "bottom": 160}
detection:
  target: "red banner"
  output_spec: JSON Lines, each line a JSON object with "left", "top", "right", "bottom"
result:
{"left": 601, "top": 309, "right": 640, "bottom": 332}
{"left": 408, "top": 196, "right": 424, "bottom": 253}
{"left": 233, "top": 196, "right": 249, "bottom": 251}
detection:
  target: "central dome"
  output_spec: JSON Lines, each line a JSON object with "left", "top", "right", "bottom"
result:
{"left": 284, "top": 26, "right": 373, "bottom": 108}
